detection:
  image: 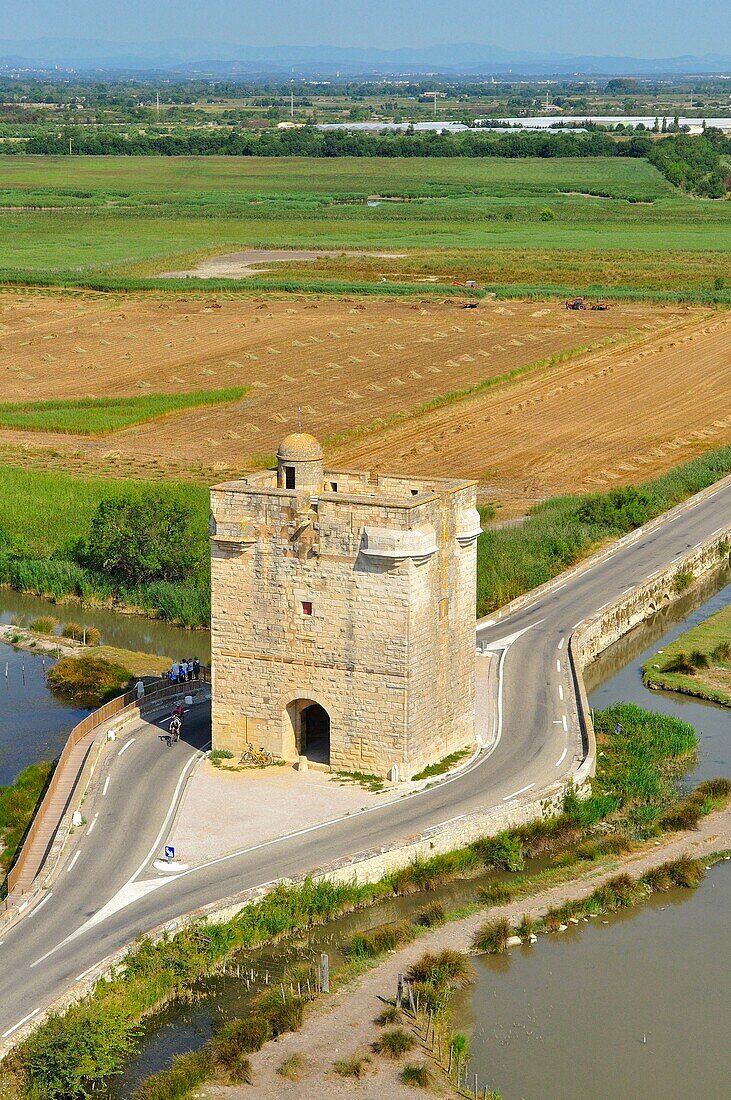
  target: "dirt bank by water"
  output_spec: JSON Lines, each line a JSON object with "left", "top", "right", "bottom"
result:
{"left": 199, "top": 807, "right": 730, "bottom": 1100}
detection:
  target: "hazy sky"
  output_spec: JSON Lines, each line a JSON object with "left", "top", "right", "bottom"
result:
{"left": 6, "top": 0, "right": 730, "bottom": 57}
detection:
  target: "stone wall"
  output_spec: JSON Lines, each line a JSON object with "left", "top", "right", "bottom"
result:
{"left": 210, "top": 470, "right": 479, "bottom": 778}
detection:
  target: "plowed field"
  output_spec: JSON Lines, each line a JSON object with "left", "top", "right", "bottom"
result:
{"left": 332, "top": 311, "right": 731, "bottom": 512}
{"left": 0, "top": 293, "right": 726, "bottom": 511}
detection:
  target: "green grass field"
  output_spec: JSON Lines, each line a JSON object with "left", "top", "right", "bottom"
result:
{"left": 0, "top": 387, "right": 248, "bottom": 435}
{"left": 0, "top": 156, "right": 728, "bottom": 293}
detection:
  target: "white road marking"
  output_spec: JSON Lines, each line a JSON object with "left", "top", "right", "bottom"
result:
{"left": 557, "top": 637, "right": 565, "bottom": 650}
{"left": 503, "top": 783, "right": 535, "bottom": 802}
{"left": 17, "top": 901, "right": 28, "bottom": 914}
{"left": 2, "top": 1007, "right": 40, "bottom": 1038}
{"left": 596, "top": 602, "right": 609, "bottom": 612}
{"left": 476, "top": 618, "right": 544, "bottom": 650}
{"left": 87, "top": 813, "right": 99, "bottom": 835}
{"left": 66, "top": 851, "right": 81, "bottom": 873}
{"left": 558, "top": 685, "right": 564, "bottom": 701}
{"left": 75, "top": 962, "right": 101, "bottom": 982}
{"left": 556, "top": 659, "right": 561, "bottom": 672}
{"left": 572, "top": 620, "right": 584, "bottom": 629}
{"left": 102, "top": 776, "right": 110, "bottom": 796}
{"left": 117, "top": 738, "right": 136, "bottom": 757}
{"left": 553, "top": 719, "right": 563, "bottom": 724}
{"left": 562, "top": 715, "right": 568, "bottom": 732}
{"left": 555, "top": 747, "right": 568, "bottom": 768}
{"left": 27, "top": 891, "right": 52, "bottom": 918}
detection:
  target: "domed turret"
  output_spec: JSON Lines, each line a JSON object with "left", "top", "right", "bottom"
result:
{"left": 277, "top": 432, "right": 324, "bottom": 492}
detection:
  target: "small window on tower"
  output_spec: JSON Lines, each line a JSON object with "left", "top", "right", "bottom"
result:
{"left": 285, "top": 466, "right": 296, "bottom": 489}
{"left": 330, "top": 481, "right": 338, "bottom": 492}
{"left": 411, "top": 488, "right": 419, "bottom": 496}
{"left": 302, "top": 601, "right": 313, "bottom": 616}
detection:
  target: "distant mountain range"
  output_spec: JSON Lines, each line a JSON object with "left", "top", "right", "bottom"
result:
{"left": 1, "top": 38, "right": 729, "bottom": 77}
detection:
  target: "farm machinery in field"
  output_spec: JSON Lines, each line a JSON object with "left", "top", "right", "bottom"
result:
{"left": 565, "top": 296, "right": 609, "bottom": 311}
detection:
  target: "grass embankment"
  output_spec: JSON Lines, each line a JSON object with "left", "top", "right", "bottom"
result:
{"left": 0, "top": 388, "right": 248, "bottom": 435}
{"left": 2, "top": 702, "right": 727, "bottom": 1100}
{"left": 643, "top": 601, "right": 731, "bottom": 706}
{"left": 477, "top": 445, "right": 731, "bottom": 616}
{"left": 0, "top": 762, "right": 53, "bottom": 878}
{"left": 0, "top": 466, "right": 210, "bottom": 628}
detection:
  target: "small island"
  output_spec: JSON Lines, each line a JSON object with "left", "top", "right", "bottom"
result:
{"left": 643, "top": 603, "right": 731, "bottom": 707}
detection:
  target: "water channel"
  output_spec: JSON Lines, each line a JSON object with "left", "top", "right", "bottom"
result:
{"left": 1, "top": 571, "right": 728, "bottom": 1097}
{"left": 108, "top": 569, "right": 731, "bottom": 1098}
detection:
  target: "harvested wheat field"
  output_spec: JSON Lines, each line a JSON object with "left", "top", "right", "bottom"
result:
{"left": 0, "top": 293, "right": 726, "bottom": 509}
{"left": 333, "top": 310, "right": 731, "bottom": 513}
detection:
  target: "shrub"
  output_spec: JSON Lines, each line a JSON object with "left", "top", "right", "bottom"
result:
{"left": 334, "top": 1053, "right": 371, "bottom": 1077}
{"left": 348, "top": 920, "right": 416, "bottom": 960}
{"left": 674, "top": 570, "right": 694, "bottom": 592}
{"left": 61, "top": 622, "right": 102, "bottom": 646}
{"left": 472, "top": 831, "right": 525, "bottom": 872}
{"left": 401, "top": 1062, "right": 431, "bottom": 1087}
{"left": 23, "top": 1004, "right": 141, "bottom": 1100}
{"left": 662, "top": 652, "right": 696, "bottom": 675}
{"left": 136, "top": 1050, "right": 216, "bottom": 1098}
{"left": 30, "top": 616, "right": 58, "bottom": 634}
{"left": 413, "top": 900, "right": 445, "bottom": 927}
{"left": 690, "top": 649, "right": 709, "bottom": 668}
{"left": 375, "top": 1005, "right": 402, "bottom": 1026}
{"left": 666, "top": 856, "right": 706, "bottom": 888}
{"left": 209, "top": 749, "right": 235, "bottom": 767}
{"left": 374, "top": 1028, "right": 415, "bottom": 1059}
{"left": 47, "top": 653, "right": 132, "bottom": 707}
{"left": 517, "top": 913, "right": 536, "bottom": 939}
{"left": 266, "top": 995, "right": 305, "bottom": 1037}
{"left": 711, "top": 640, "right": 731, "bottom": 662}
{"left": 211, "top": 1015, "right": 270, "bottom": 1081}
{"left": 477, "top": 881, "right": 515, "bottom": 905}
{"left": 472, "top": 915, "right": 511, "bottom": 954}
{"left": 407, "top": 949, "right": 472, "bottom": 988}
{"left": 539, "top": 207, "right": 555, "bottom": 221}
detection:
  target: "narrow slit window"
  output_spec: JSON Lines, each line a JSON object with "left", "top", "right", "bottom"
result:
{"left": 330, "top": 481, "right": 338, "bottom": 492}
{"left": 285, "top": 466, "right": 296, "bottom": 489}
{"left": 302, "top": 601, "right": 313, "bottom": 616}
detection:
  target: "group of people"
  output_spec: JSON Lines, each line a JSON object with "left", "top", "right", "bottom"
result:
{"left": 168, "top": 658, "right": 201, "bottom": 684}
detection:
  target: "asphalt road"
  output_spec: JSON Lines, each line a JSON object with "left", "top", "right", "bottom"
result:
{"left": 1, "top": 478, "right": 729, "bottom": 1042}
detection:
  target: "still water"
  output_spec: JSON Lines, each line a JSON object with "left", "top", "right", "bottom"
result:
{"left": 460, "top": 570, "right": 731, "bottom": 1099}
{"left": 0, "top": 588, "right": 210, "bottom": 786}
{"left": 459, "top": 866, "right": 731, "bottom": 1100}
{"left": 112, "top": 570, "right": 731, "bottom": 1097}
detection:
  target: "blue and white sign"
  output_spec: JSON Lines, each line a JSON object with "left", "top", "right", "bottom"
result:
{"left": 164, "top": 845, "right": 175, "bottom": 861}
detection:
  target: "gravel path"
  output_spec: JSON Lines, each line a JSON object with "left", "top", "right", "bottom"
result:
{"left": 197, "top": 806, "right": 730, "bottom": 1099}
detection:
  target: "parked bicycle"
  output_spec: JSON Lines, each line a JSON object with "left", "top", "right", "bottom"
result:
{"left": 239, "top": 742, "right": 274, "bottom": 766}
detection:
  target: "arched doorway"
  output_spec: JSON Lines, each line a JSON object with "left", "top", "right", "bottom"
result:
{"left": 285, "top": 699, "right": 331, "bottom": 765}
{"left": 301, "top": 703, "right": 330, "bottom": 764}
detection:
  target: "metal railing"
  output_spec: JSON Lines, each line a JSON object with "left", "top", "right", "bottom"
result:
{"left": 5, "top": 670, "right": 209, "bottom": 896}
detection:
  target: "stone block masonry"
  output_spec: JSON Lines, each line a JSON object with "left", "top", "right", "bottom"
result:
{"left": 210, "top": 432, "right": 481, "bottom": 778}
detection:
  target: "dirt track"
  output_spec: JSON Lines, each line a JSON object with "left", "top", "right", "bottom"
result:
{"left": 0, "top": 293, "right": 726, "bottom": 505}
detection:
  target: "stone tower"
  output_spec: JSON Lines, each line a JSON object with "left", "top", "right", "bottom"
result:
{"left": 209, "top": 433, "right": 481, "bottom": 779}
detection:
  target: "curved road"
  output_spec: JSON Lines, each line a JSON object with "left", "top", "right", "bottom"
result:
{"left": 1, "top": 478, "right": 729, "bottom": 1041}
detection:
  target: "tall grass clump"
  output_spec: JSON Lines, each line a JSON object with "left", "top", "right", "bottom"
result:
{"left": 348, "top": 919, "right": 417, "bottom": 960}
{"left": 471, "top": 915, "right": 511, "bottom": 955}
